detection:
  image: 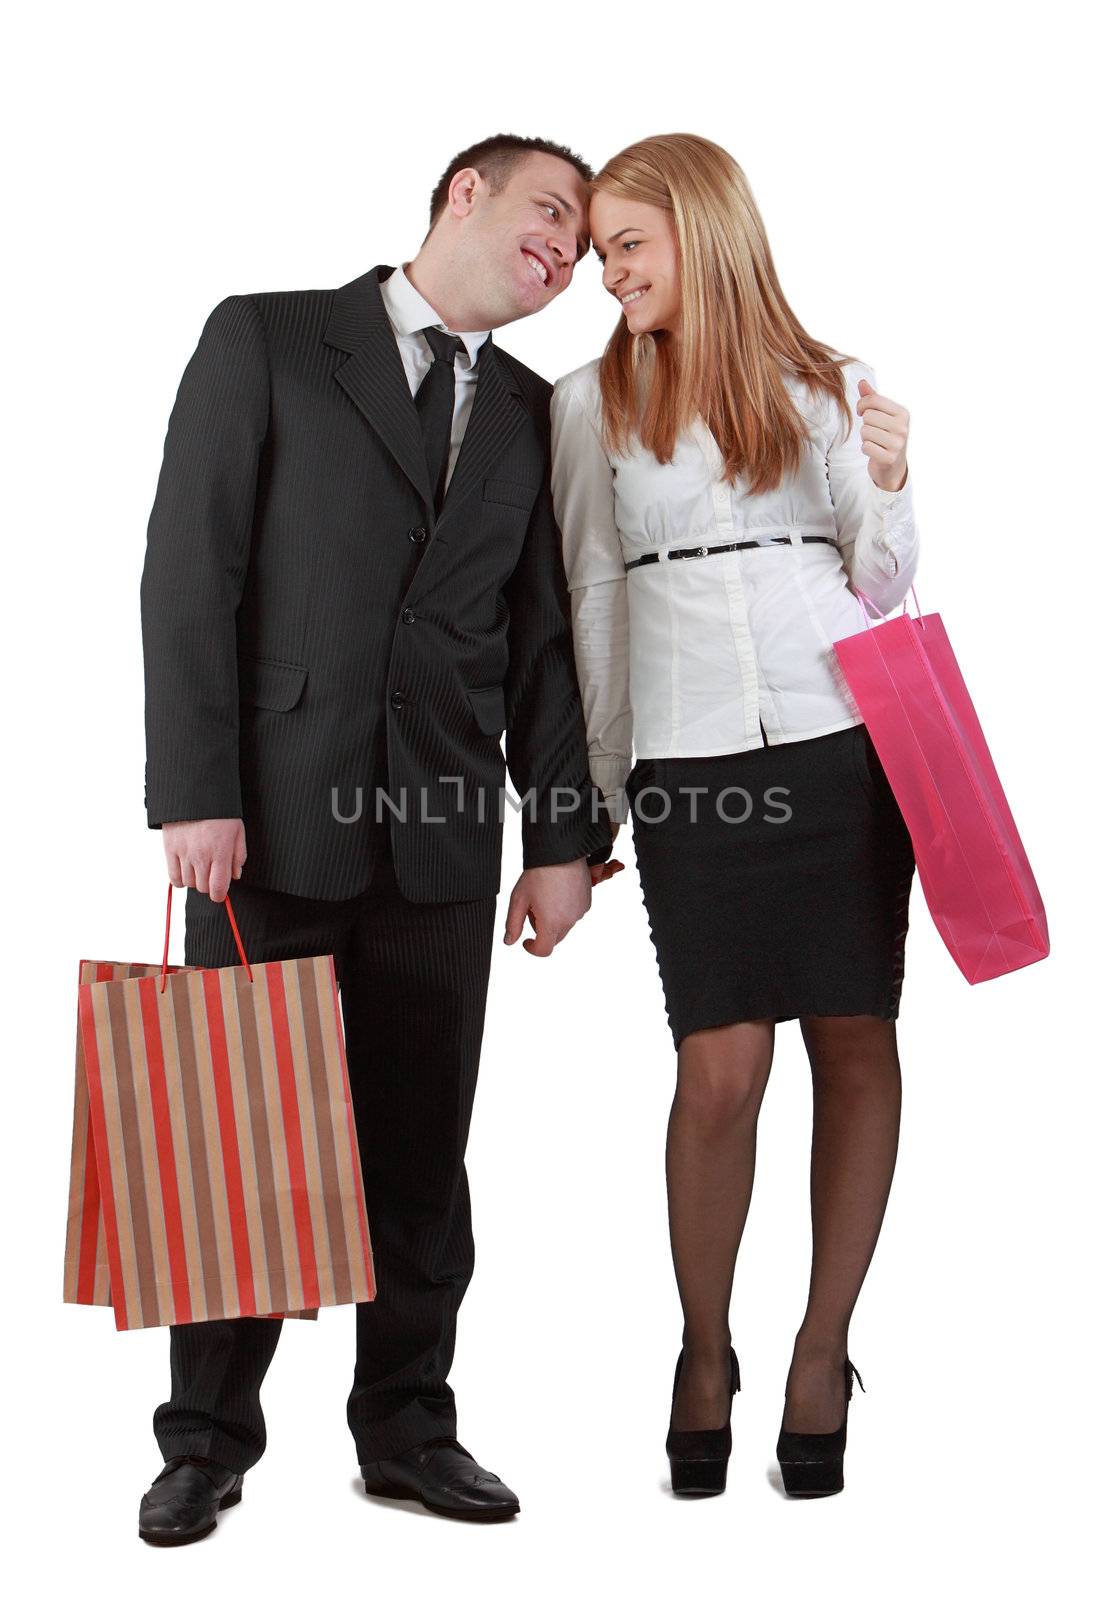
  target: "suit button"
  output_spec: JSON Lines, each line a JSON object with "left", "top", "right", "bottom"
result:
{"left": 390, "top": 690, "right": 405, "bottom": 710}
{"left": 401, "top": 608, "right": 415, "bottom": 624}
{"left": 408, "top": 525, "right": 427, "bottom": 543}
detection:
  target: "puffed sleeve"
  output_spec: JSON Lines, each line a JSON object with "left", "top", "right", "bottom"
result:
{"left": 550, "top": 371, "right": 633, "bottom": 823}
{"left": 826, "top": 358, "right": 919, "bottom": 614}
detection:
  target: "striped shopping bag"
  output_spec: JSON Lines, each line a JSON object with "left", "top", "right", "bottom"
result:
{"left": 63, "top": 886, "right": 376, "bottom": 1330}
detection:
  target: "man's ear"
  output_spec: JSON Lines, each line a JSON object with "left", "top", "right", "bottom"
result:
{"left": 446, "top": 166, "right": 483, "bottom": 220}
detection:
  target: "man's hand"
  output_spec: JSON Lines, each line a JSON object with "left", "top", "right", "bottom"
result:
{"left": 503, "top": 860, "right": 594, "bottom": 957}
{"left": 161, "top": 818, "right": 247, "bottom": 902}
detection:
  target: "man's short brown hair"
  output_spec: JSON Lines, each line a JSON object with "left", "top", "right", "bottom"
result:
{"left": 427, "top": 133, "right": 593, "bottom": 230}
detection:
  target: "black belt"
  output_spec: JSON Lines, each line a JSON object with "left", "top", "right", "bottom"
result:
{"left": 624, "top": 535, "right": 838, "bottom": 572}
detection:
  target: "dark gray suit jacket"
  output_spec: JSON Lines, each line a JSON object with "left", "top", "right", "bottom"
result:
{"left": 140, "top": 264, "right": 613, "bottom": 901}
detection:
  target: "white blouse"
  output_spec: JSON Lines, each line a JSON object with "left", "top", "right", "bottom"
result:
{"left": 550, "top": 356, "right": 919, "bottom": 821}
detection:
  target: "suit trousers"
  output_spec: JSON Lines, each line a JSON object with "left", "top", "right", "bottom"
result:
{"left": 152, "top": 838, "right": 498, "bottom": 1469}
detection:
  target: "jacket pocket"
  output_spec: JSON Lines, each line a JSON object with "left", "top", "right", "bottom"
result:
{"left": 238, "top": 655, "right": 309, "bottom": 712}
{"left": 467, "top": 684, "right": 506, "bottom": 736}
{"left": 482, "top": 476, "right": 537, "bottom": 511}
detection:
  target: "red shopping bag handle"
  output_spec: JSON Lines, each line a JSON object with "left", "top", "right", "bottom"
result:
{"left": 160, "top": 882, "right": 253, "bottom": 992}
{"left": 856, "top": 582, "right": 925, "bottom": 631}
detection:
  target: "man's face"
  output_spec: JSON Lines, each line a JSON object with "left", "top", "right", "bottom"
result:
{"left": 447, "top": 151, "right": 590, "bottom": 326}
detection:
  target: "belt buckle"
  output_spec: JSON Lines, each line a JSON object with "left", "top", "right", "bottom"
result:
{"left": 680, "top": 545, "right": 709, "bottom": 560}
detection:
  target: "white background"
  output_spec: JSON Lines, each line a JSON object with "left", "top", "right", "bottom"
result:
{"left": 3, "top": 2, "right": 1110, "bottom": 1594}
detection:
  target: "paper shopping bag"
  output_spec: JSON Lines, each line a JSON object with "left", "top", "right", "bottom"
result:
{"left": 833, "top": 595, "right": 1049, "bottom": 984}
{"left": 63, "top": 887, "right": 376, "bottom": 1329}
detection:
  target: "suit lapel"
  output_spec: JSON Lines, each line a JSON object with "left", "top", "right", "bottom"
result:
{"left": 325, "top": 265, "right": 435, "bottom": 515}
{"left": 325, "top": 264, "right": 531, "bottom": 528}
{"left": 437, "top": 337, "right": 529, "bottom": 523}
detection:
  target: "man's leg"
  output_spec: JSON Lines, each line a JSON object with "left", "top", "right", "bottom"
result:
{"left": 342, "top": 848, "right": 498, "bottom": 1463}
{"left": 151, "top": 879, "right": 356, "bottom": 1473}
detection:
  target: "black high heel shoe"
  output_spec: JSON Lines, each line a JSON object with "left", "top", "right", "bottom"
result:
{"left": 666, "top": 1346, "right": 741, "bottom": 1496}
{"left": 776, "top": 1357, "right": 865, "bottom": 1498}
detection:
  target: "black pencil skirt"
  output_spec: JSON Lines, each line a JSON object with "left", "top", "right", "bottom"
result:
{"left": 625, "top": 724, "right": 917, "bottom": 1050}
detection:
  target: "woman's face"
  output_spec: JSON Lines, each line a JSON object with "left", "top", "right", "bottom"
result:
{"left": 589, "top": 191, "right": 681, "bottom": 337}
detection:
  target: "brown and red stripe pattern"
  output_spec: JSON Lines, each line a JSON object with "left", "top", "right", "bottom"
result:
{"left": 63, "top": 954, "right": 375, "bottom": 1331}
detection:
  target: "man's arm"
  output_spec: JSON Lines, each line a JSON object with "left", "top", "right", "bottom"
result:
{"left": 140, "top": 295, "right": 269, "bottom": 832}
{"left": 501, "top": 447, "right": 614, "bottom": 873}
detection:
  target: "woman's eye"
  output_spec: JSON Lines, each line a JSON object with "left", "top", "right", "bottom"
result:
{"left": 623, "top": 240, "right": 639, "bottom": 252}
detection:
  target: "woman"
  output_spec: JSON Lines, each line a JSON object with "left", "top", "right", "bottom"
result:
{"left": 551, "top": 134, "right": 919, "bottom": 1499}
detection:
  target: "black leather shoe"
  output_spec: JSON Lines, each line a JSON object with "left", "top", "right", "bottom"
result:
{"left": 138, "top": 1456, "right": 244, "bottom": 1546}
{"left": 361, "top": 1438, "right": 519, "bottom": 1522}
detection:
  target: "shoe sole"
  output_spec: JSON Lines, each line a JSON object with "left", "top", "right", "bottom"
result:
{"left": 363, "top": 1481, "right": 518, "bottom": 1522}
{"left": 778, "top": 1467, "right": 844, "bottom": 1499}
{"left": 668, "top": 1457, "right": 730, "bottom": 1496}
{"left": 138, "top": 1486, "right": 242, "bottom": 1546}
{"left": 669, "top": 1471, "right": 729, "bottom": 1497}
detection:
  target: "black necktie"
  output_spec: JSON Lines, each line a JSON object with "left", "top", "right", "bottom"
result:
{"left": 414, "top": 325, "right": 466, "bottom": 512}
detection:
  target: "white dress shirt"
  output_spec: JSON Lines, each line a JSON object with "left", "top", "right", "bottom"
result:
{"left": 550, "top": 356, "right": 919, "bottom": 820}
{"left": 380, "top": 264, "right": 491, "bottom": 487}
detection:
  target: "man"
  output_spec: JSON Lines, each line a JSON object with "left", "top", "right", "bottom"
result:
{"left": 138, "top": 133, "right": 615, "bottom": 1542}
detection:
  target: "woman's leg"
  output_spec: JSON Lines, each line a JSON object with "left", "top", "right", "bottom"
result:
{"left": 782, "top": 1015, "right": 902, "bottom": 1432}
{"left": 667, "top": 1018, "right": 776, "bottom": 1430}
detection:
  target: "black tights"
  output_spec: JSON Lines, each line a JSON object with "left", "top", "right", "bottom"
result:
{"left": 667, "top": 1015, "right": 901, "bottom": 1433}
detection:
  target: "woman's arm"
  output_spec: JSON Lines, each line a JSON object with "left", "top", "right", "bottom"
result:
{"left": 826, "top": 359, "right": 919, "bottom": 614}
{"left": 550, "top": 374, "right": 633, "bottom": 826}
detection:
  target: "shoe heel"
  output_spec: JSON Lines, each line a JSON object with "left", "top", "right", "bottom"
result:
{"left": 361, "top": 1466, "right": 410, "bottom": 1500}
{"left": 670, "top": 1455, "right": 729, "bottom": 1496}
{"left": 218, "top": 1485, "right": 242, "bottom": 1509}
{"left": 778, "top": 1458, "right": 843, "bottom": 1498}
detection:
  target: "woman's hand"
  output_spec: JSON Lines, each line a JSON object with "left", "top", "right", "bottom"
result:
{"left": 589, "top": 819, "right": 625, "bottom": 887}
{"left": 857, "top": 379, "right": 909, "bottom": 492}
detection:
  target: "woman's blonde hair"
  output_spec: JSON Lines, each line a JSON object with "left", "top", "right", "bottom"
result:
{"left": 592, "top": 133, "right": 853, "bottom": 495}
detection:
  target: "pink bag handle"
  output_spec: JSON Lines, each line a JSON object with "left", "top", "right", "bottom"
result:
{"left": 160, "top": 882, "right": 253, "bottom": 993}
{"left": 856, "top": 583, "right": 925, "bottom": 630}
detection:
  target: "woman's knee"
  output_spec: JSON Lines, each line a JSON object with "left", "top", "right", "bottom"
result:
{"left": 675, "top": 1024, "right": 773, "bottom": 1125}
{"left": 800, "top": 1015, "right": 900, "bottom": 1092}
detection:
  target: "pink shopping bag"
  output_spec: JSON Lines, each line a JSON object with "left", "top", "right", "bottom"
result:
{"left": 833, "top": 591, "right": 1049, "bottom": 984}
